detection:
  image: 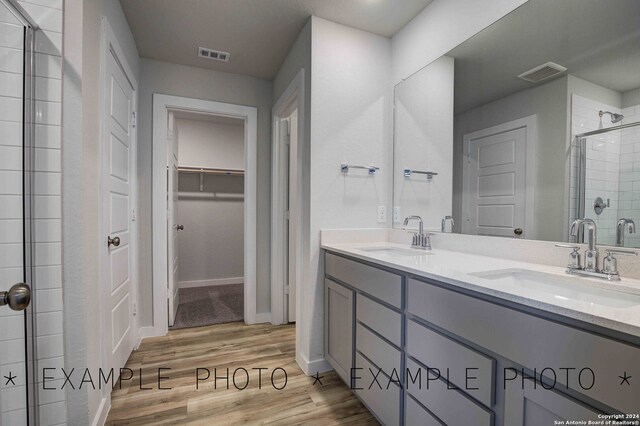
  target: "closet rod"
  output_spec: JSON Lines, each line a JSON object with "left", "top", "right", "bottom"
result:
{"left": 177, "top": 166, "right": 245, "bottom": 176}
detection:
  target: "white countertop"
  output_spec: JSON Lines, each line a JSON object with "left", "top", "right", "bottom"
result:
{"left": 321, "top": 241, "right": 640, "bottom": 339}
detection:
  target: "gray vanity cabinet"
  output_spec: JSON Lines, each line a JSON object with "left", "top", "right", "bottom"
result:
{"left": 323, "top": 251, "right": 636, "bottom": 426}
{"left": 324, "top": 278, "right": 354, "bottom": 384}
{"left": 503, "top": 377, "right": 601, "bottom": 425}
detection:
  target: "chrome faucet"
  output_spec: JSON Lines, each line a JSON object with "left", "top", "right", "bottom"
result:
{"left": 403, "top": 215, "right": 431, "bottom": 250}
{"left": 557, "top": 218, "right": 638, "bottom": 280}
{"left": 616, "top": 218, "right": 636, "bottom": 247}
{"left": 570, "top": 218, "right": 599, "bottom": 272}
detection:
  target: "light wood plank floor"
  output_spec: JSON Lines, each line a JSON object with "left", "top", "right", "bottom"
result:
{"left": 106, "top": 322, "right": 378, "bottom": 425}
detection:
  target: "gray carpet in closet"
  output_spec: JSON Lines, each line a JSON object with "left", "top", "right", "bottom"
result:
{"left": 170, "top": 284, "right": 243, "bottom": 330}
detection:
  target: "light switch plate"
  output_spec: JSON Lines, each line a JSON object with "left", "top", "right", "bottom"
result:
{"left": 393, "top": 206, "right": 401, "bottom": 223}
{"left": 377, "top": 206, "right": 386, "bottom": 223}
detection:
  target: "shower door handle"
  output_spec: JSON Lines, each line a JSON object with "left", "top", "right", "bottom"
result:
{"left": 176, "top": 225, "right": 184, "bottom": 231}
{"left": 0, "top": 283, "right": 31, "bottom": 311}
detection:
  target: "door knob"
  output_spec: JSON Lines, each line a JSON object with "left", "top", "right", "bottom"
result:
{"left": 514, "top": 228, "right": 523, "bottom": 236}
{"left": 176, "top": 225, "right": 184, "bottom": 231}
{"left": 0, "top": 283, "right": 31, "bottom": 311}
{"left": 108, "top": 236, "right": 121, "bottom": 247}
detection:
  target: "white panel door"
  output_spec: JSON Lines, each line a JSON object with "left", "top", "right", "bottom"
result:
{"left": 465, "top": 127, "right": 527, "bottom": 238}
{"left": 103, "top": 48, "right": 134, "bottom": 375}
{"left": 167, "top": 112, "right": 179, "bottom": 327}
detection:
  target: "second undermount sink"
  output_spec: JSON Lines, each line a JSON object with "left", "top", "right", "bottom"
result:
{"left": 357, "top": 247, "right": 432, "bottom": 257}
{"left": 470, "top": 268, "right": 640, "bottom": 309}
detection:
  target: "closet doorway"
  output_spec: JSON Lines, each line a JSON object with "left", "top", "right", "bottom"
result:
{"left": 152, "top": 95, "right": 258, "bottom": 336}
{"left": 168, "top": 111, "right": 246, "bottom": 329}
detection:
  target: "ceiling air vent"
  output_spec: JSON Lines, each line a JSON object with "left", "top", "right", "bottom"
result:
{"left": 517, "top": 62, "right": 566, "bottom": 83}
{"left": 198, "top": 47, "right": 231, "bottom": 63}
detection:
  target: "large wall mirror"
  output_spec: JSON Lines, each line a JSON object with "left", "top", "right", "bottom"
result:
{"left": 393, "top": 0, "right": 640, "bottom": 248}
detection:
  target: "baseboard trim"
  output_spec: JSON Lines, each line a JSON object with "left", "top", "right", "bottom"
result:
{"left": 179, "top": 277, "right": 244, "bottom": 288}
{"left": 296, "top": 354, "right": 333, "bottom": 376}
{"left": 91, "top": 395, "right": 110, "bottom": 426}
{"left": 137, "top": 326, "right": 158, "bottom": 346}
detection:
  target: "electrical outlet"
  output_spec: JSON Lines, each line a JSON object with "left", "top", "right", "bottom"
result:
{"left": 393, "top": 206, "right": 401, "bottom": 223}
{"left": 377, "top": 206, "right": 386, "bottom": 223}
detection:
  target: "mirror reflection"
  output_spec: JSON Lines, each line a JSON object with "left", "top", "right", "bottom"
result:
{"left": 393, "top": 0, "right": 640, "bottom": 248}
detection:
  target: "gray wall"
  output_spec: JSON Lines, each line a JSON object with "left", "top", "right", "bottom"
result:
{"left": 137, "top": 59, "right": 273, "bottom": 325}
{"left": 622, "top": 88, "right": 640, "bottom": 108}
{"left": 175, "top": 119, "right": 245, "bottom": 283}
{"left": 453, "top": 76, "right": 569, "bottom": 242}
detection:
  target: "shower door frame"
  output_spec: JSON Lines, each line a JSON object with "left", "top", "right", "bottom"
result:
{"left": 2, "top": 0, "right": 39, "bottom": 423}
{"left": 574, "top": 121, "right": 640, "bottom": 243}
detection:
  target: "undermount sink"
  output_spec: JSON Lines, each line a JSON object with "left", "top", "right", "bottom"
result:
{"left": 471, "top": 268, "right": 640, "bottom": 309}
{"left": 357, "top": 247, "right": 432, "bottom": 257}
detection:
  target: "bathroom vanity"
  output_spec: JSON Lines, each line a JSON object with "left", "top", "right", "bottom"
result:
{"left": 322, "top": 243, "right": 640, "bottom": 426}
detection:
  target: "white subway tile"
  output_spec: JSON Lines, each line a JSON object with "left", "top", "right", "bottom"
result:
{"left": 35, "top": 148, "right": 61, "bottom": 172}
{"left": 0, "top": 121, "right": 21, "bottom": 146}
{"left": 35, "top": 53, "right": 61, "bottom": 79}
{"left": 33, "top": 195, "right": 60, "bottom": 219}
{"left": 0, "top": 71, "right": 22, "bottom": 98}
{"left": 0, "top": 219, "right": 23, "bottom": 243}
{"left": 0, "top": 146, "right": 22, "bottom": 170}
{"left": 34, "top": 219, "right": 61, "bottom": 242}
{"left": 36, "top": 311, "right": 62, "bottom": 336}
{"left": 35, "top": 101, "right": 61, "bottom": 126}
{"left": 20, "top": 0, "right": 62, "bottom": 10}
{"left": 0, "top": 171, "right": 22, "bottom": 195}
{"left": 35, "top": 124, "right": 61, "bottom": 149}
{"left": 0, "top": 46, "right": 22, "bottom": 73}
{"left": 35, "top": 76, "right": 61, "bottom": 102}
{"left": 34, "top": 242, "right": 61, "bottom": 266}
{"left": 34, "top": 265, "right": 61, "bottom": 289}
{"left": 35, "top": 288, "right": 62, "bottom": 312}
{"left": 38, "top": 400, "right": 66, "bottom": 425}
{"left": 0, "top": 96, "right": 23, "bottom": 122}
{"left": 35, "top": 30, "right": 61, "bottom": 55}
{"left": 34, "top": 172, "right": 61, "bottom": 195}
{"left": 0, "top": 22, "right": 24, "bottom": 49}
{"left": 36, "top": 334, "right": 63, "bottom": 359}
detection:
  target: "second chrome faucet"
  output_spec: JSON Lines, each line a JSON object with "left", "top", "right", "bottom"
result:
{"left": 556, "top": 218, "right": 637, "bottom": 281}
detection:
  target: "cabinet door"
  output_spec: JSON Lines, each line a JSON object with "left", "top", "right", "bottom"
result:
{"left": 505, "top": 378, "right": 601, "bottom": 425}
{"left": 325, "top": 279, "right": 354, "bottom": 384}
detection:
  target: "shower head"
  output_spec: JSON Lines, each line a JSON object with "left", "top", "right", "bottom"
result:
{"left": 599, "top": 110, "right": 624, "bottom": 124}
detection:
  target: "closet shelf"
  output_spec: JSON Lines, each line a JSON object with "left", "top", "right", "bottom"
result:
{"left": 177, "top": 166, "right": 245, "bottom": 176}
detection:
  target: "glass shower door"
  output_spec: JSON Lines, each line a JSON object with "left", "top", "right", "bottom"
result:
{"left": 0, "top": 0, "right": 35, "bottom": 424}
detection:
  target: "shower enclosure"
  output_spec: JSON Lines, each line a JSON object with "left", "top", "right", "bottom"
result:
{"left": 0, "top": 0, "right": 38, "bottom": 424}
{"left": 573, "top": 120, "right": 640, "bottom": 248}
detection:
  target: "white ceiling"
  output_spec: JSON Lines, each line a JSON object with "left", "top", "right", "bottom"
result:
{"left": 447, "top": 0, "right": 640, "bottom": 114}
{"left": 119, "top": 0, "right": 432, "bottom": 80}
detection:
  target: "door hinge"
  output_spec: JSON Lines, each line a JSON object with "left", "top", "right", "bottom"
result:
{"left": 133, "top": 303, "right": 137, "bottom": 316}
{"left": 167, "top": 128, "right": 173, "bottom": 140}
{"left": 284, "top": 285, "right": 290, "bottom": 295}
{"left": 131, "top": 112, "right": 137, "bottom": 128}
{"left": 284, "top": 210, "right": 290, "bottom": 220}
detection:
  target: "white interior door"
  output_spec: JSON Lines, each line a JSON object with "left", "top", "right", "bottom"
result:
{"left": 464, "top": 127, "right": 527, "bottom": 238}
{"left": 167, "top": 112, "right": 180, "bottom": 326}
{"left": 103, "top": 47, "right": 134, "bottom": 375}
{"left": 287, "top": 111, "right": 298, "bottom": 323}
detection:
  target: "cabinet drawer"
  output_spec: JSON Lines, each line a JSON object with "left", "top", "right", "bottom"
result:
{"left": 355, "top": 352, "right": 400, "bottom": 426}
{"left": 406, "top": 358, "right": 493, "bottom": 426}
{"left": 407, "top": 319, "right": 494, "bottom": 407}
{"left": 357, "top": 294, "right": 402, "bottom": 347}
{"left": 406, "top": 395, "right": 443, "bottom": 426}
{"left": 408, "top": 278, "right": 640, "bottom": 413}
{"left": 326, "top": 253, "right": 402, "bottom": 308}
{"left": 356, "top": 323, "right": 401, "bottom": 378}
